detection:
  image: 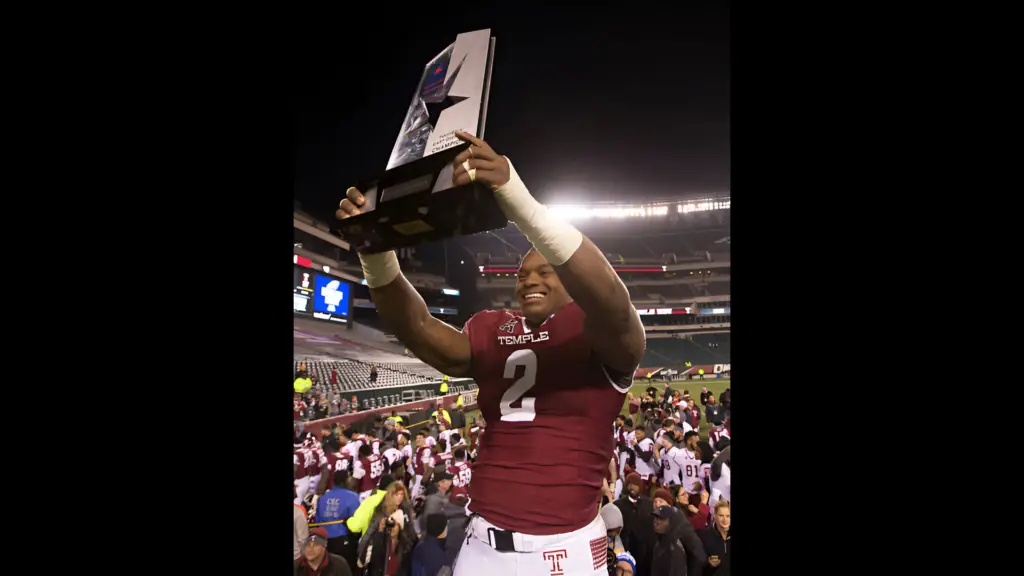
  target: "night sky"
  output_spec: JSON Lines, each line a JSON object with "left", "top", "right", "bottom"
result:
{"left": 293, "top": 6, "right": 729, "bottom": 224}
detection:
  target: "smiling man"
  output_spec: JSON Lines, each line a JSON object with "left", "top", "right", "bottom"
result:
{"left": 337, "top": 132, "right": 646, "bottom": 576}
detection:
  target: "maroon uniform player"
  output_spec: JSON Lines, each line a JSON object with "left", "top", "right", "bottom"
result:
{"left": 451, "top": 447, "right": 472, "bottom": 488}
{"left": 317, "top": 438, "right": 350, "bottom": 493}
{"left": 432, "top": 450, "right": 453, "bottom": 473}
{"left": 293, "top": 446, "right": 311, "bottom": 504}
{"left": 410, "top": 431, "right": 433, "bottom": 497}
{"left": 352, "top": 444, "right": 384, "bottom": 501}
{"left": 338, "top": 132, "right": 645, "bottom": 575}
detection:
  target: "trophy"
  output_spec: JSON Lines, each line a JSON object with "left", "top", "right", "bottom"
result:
{"left": 336, "top": 28, "right": 506, "bottom": 253}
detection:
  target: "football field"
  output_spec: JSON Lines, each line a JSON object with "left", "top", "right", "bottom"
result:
{"left": 458, "top": 378, "right": 730, "bottom": 442}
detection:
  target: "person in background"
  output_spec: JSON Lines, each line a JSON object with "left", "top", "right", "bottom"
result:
{"left": 687, "top": 399, "right": 700, "bottom": 432}
{"left": 295, "top": 527, "right": 353, "bottom": 576}
{"left": 628, "top": 392, "right": 642, "bottom": 426}
{"left": 614, "top": 474, "right": 654, "bottom": 576}
{"left": 315, "top": 398, "right": 330, "bottom": 420}
{"left": 705, "top": 396, "right": 722, "bottom": 425}
{"left": 295, "top": 370, "right": 313, "bottom": 395}
{"left": 601, "top": 502, "right": 626, "bottom": 557}
{"left": 442, "top": 487, "right": 471, "bottom": 567}
{"left": 351, "top": 395, "right": 360, "bottom": 412}
{"left": 652, "top": 488, "right": 706, "bottom": 575}
{"left": 613, "top": 551, "right": 637, "bottom": 576}
{"left": 410, "top": 513, "right": 449, "bottom": 576}
{"left": 649, "top": 506, "right": 688, "bottom": 576}
{"left": 699, "top": 386, "right": 711, "bottom": 407}
{"left": 676, "top": 484, "right": 711, "bottom": 532}
{"left": 370, "top": 364, "right": 379, "bottom": 386}
{"left": 329, "top": 391, "right": 340, "bottom": 416}
{"left": 316, "top": 469, "right": 362, "bottom": 568}
{"left": 699, "top": 500, "right": 730, "bottom": 575}
{"left": 295, "top": 500, "right": 310, "bottom": 561}
{"left": 708, "top": 419, "right": 730, "bottom": 452}
{"left": 448, "top": 402, "right": 467, "bottom": 436}
{"left": 438, "top": 374, "right": 448, "bottom": 395}
{"left": 358, "top": 505, "right": 415, "bottom": 576}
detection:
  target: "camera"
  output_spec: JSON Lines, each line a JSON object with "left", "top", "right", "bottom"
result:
{"left": 385, "top": 518, "right": 396, "bottom": 529}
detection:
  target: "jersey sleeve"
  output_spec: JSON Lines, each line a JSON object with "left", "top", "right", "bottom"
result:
{"left": 352, "top": 458, "right": 366, "bottom": 479}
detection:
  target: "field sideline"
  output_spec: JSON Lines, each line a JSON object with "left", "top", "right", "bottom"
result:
{"left": 458, "top": 378, "right": 730, "bottom": 442}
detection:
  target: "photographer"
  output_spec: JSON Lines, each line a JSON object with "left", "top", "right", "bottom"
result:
{"left": 357, "top": 482, "right": 416, "bottom": 576}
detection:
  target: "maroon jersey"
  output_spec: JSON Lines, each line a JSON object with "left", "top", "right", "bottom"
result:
{"left": 293, "top": 448, "right": 311, "bottom": 481}
{"left": 709, "top": 426, "right": 730, "bottom": 450}
{"left": 412, "top": 447, "right": 432, "bottom": 476}
{"left": 293, "top": 401, "right": 306, "bottom": 421}
{"left": 628, "top": 398, "right": 640, "bottom": 415}
{"left": 323, "top": 451, "right": 349, "bottom": 490}
{"left": 451, "top": 460, "right": 472, "bottom": 488}
{"left": 357, "top": 453, "right": 384, "bottom": 493}
{"left": 468, "top": 426, "right": 483, "bottom": 452}
{"left": 432, "top": 452, "right": 453, "bottom": 472}
{"left": 306, "top": 446, "right": 326, "bottom": 478}
{"left": 464, "top": 303, "right": 633, "bottom": 534}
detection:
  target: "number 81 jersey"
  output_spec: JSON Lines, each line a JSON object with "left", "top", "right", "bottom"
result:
{"left": 464, "top": 303, "right": 632, "bottom": 535}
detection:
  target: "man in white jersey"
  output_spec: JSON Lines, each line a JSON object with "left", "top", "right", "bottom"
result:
{"left": 655, "top": 429, "right": 686, "bottom": 487}
{"left": 631, "top": 428, "right": 658, "bottom": 495}
{"left": 680, "top": 431, "right": 703, "bottom": 495}
{"left": 709, "top": 445, "right": 731, "bottom": 507}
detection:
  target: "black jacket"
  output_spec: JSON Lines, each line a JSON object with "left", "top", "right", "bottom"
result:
{"left": 699, "top": 527, "right": 730, "bottom": 575}
{"left": 614, "top": 495, "right": 655, "bottom": 576}
{"left": 363, "top": 529, "right": 413, "bottom": 576}
{"left": 449, "top": 409, "right": 467, "bottom": 429}
{"left": 699, "top": 390, "right": 711, "bottom": 406}
{"left": 705, "top": 404, "right": 723, "bottom": 424}
{"left": 650, "top": 508, "right": 689, "bottom": 576}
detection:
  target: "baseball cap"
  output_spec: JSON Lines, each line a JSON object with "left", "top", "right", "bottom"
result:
{"left": 448, "top": 486, "right": 469, "bottom": 505}
{"left": 434, "top": 471, "right": 454, "bottom": 482}
{"left": 304, "top": 527, "right": 329, "bottom": 546}
{"left": 653, "top": 505, "right": 675, "bottom": 519}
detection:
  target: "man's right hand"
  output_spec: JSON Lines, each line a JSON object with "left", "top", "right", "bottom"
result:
{"left": 709, "top": 556, "right": 721, "bottom": 567}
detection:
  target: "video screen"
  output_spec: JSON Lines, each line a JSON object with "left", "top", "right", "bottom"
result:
{"left": 312, "top": 272, "right": 349, "bottom": 324}
{"left": 294, "top": 267, "right": 315, "bottom": 316}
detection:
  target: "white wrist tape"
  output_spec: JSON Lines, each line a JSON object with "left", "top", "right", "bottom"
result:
{"left": 494, "top": 158, "right": 583, "bottom": 266}
{"left": 358, "top": 250, "right": 401, "bottom": 289}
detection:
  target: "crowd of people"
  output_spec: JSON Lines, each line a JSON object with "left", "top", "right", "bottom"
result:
{"left": 292, "top": 382, "right": 731, "bottom": 576}
{"left": 293, "top": 362, "right": 374, "bottom": 422}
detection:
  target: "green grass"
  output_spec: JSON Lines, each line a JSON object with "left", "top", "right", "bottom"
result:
{"left": 456, "top": 379, "right": 730, "bottom": 442}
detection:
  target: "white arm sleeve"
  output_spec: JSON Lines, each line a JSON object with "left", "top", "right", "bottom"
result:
{"left": 352, "top": 459, "right": 366, "bottom": 479}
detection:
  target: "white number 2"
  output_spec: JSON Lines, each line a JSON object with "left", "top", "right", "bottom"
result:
{"left": 500, "top": 349, "right": 538, "bottom": 422}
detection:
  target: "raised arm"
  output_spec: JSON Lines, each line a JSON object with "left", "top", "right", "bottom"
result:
{"left": 336, "top": 189, "right": 472, "bottom": 377}
{"left": 451, "top": 132, "right": 645, "bottom": 374}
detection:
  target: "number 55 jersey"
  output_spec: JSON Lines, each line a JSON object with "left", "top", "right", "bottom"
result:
{"left": 464, "top": 302, "right": 633, "bottom": 535}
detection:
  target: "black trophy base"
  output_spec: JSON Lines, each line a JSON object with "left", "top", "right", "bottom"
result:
{"left": 336, "top": 143, "right": 509, "bottom": 254}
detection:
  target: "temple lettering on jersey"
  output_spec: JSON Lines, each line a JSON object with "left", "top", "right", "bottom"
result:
{"left": 498, "top": 331, "right": 549, "bottom": 346}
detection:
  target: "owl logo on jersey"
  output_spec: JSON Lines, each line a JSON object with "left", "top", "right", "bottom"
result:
{"left": 498, "top": 318, "right": 518, "bottom": 334}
